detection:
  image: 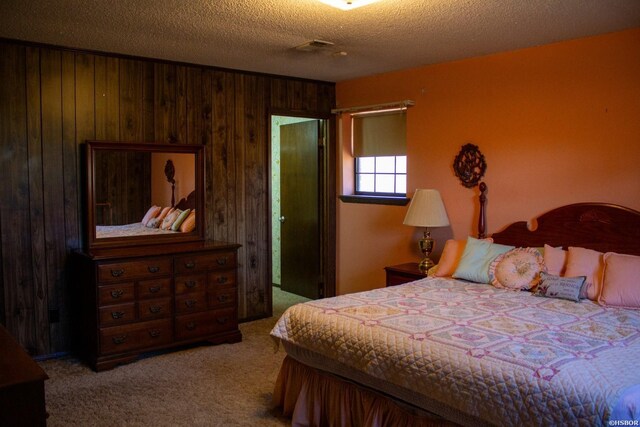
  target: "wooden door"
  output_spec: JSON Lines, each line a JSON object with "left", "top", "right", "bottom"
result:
{"left": 280, "top": 120, "right": 321, "bottom": 299}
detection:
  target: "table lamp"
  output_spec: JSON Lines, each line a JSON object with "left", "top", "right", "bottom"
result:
{"left": 403, "top": 189, "right": 450, "bottom": 272}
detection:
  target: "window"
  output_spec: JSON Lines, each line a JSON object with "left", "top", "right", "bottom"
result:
{"left": 355, "top": 155, "right": 406, "bottom": 195}
{"left": 352, "top": 109, "right": 407, "bottom": 197}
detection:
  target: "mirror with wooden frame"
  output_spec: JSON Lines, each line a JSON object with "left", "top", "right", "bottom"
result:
{"left": 84, "top": 141, "right": 205, "bottom": 250}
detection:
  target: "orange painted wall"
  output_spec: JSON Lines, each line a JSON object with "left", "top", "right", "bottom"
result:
{"left": 151, "top": 153, "right": 196, "bottom": 207}
{"left": 336, "top": 28, "right": 640, "bottom": 295}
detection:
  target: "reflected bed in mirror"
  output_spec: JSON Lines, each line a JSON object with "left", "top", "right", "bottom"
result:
{"left": 85, "top": 141, "right": 205, "bottom": 250}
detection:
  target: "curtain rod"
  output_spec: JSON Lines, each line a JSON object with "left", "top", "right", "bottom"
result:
{"left": 331, "top": 99, "right": 415, "bottom": 115}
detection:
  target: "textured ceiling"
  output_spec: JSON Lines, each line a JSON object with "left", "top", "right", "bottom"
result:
{"left": 1, "top": 0, "right": 639, "bottom": 82}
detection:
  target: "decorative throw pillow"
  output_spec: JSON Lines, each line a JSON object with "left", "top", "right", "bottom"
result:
{"left": 598, "top": 252, "right": 640, "bottom": 309}
{"left": 434, "top": 238, "right": 493, "bottom": 277}
{"left": 146, "top": 217, "right": 161, "bottom": 228}
{"left": 426, "top": 265, "right": 438, "bottom": 277}
{"left": 161, "top": 209, "right": 182, "bottom": 230}
{"left": 156, "top": 206, "right": 172, "bottom": 222}
{"left": 543, "top": 244, "right": 568, "bottom": 276}
{"left": 141, "top": 206, "right": 161, "bottom": 226}
{"left": 564, "top": 246, "right": 604, "bottom": 301}
{"left": 171, "top": 209, "right": 191, "bottom": 231}
{"left": 534, "top": 272, "right": 587, "bottom": 302}
{"left": 452, "top": 236, "right": 514, "bottom": 284}
{"left": 489, "top": 247, "right": 546, "bottom": 291}
{"left": 179, "top": 210, "right": 196, "bottom": 233}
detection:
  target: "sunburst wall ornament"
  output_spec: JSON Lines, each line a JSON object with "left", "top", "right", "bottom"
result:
{"left": 453, "top": 143, "right": 487, "bottom": 188}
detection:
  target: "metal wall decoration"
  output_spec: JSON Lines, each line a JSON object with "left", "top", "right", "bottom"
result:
{"left": 454, "top": 143, "right": 486, "bottom": 188}
{"left": 164, "top": 159, "right": 176, "bottom": 207}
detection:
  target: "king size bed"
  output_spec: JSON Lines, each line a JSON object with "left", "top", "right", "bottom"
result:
{"left": 270, "top": 198, "right": 640, "bottom": 426}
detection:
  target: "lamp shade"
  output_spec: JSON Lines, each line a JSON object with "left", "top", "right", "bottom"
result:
{"left": 403, "top": 189, "right": 450, "bottom": 227}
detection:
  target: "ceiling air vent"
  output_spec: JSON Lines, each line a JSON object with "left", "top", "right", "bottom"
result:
{"left": 294, "top": 39, "right": 335, "bottom": 52}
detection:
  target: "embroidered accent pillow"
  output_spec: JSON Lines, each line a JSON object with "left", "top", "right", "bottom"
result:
{"left": 146, "top": 217, "right": 161, "bottom": 228}
{"left": 141, "top": 205, "right": 161, "bottom": 226}
{"left": 534, "top": 272, "right": 586, "bottom": 302}
{"left": 161, "top": 209, "right": 182, "bottom": 230}
{"left": 489, "top": 247, "right": 545, "bottom": 291}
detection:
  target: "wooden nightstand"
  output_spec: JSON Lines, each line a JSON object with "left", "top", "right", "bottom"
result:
{"left": 384, "top": 262, "right": 429, "bottom": 286}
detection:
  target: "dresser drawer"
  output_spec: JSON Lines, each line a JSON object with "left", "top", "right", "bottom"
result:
{"left": 97, "top": 258, "right": 173, "bottom": 283}
{"left": 99, "top": 303, "right": 136, "bottom": 327}
{"left": 174, "top": 308, "right": 237, "bottom": 341}
{"left": 175, "top": 252, "right": 236, "bottom": 274}
{"left": 175, "top": 292, "right": 207, "bottom": 314}
{"left": 174, "top": 274, "right": 206, "bottom": 294}
{"left": 98, "top": 283, "right": 135, "bottom": 306}
{"left": 137, "top": 277, "right": 172, "bottom": 299}
{"left": 207, "top": 271, "right": 236, "bottom": 288}
{"left": 138, "top": 297, "right": 172, "bottom": 320}
{"left": 99, "top": 319, "right": 172, "bottom": 355}
{"left": 208, "top": 287, "right": 237, "bottom": 309}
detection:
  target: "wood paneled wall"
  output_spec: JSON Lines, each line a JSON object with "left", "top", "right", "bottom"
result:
{"left": 0, "top": 40, "right": 335, "bottom": 356}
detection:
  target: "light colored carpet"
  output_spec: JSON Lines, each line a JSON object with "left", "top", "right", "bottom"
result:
{"left": 39, "top": 287, "right": 308, "bottom": 427}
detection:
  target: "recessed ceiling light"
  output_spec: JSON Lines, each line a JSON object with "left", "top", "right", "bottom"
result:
{"left": 317, "top": 0, "right": 381, "bottom": 11}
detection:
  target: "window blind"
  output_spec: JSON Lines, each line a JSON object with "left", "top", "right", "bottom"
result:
{"left": 352, "top": 110, "right": 406, "bottom": 157}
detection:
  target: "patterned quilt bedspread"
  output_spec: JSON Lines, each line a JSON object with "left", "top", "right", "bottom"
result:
{"left": 96, "top": 222, "right": 178, "bottom": 239}
{"left": 271, "top": 277, "right": 640, "bottom": 426}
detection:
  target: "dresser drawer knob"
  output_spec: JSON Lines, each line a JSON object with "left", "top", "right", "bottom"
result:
{"left": 148, "top": 329, "right": 161, "bottom": 338}
{"left": 111, "top": 311, "right": 125, "bottom": 319}
{"left": 216, "top": 258, "right": 227, "bottom": 266}
{"left": 148, "top": 285, "right": 161, "bottom": 293}
{"left": 149, "top": 305, "right": 162, "bottom": 314}
{"left": 185, "top": 299, "right": 197, "bottom": 308}
{"left": 217, "top": 276, "right": 228, "bottom": 284}
{"left": 186, "top": 321, "right": 197, "bottom": 330}
{"left": 148, "top": 266, "right": 160, "bottom": 273}
{"left": 216, "top": 317, "right": 229, "bottom": 324}
{"left": 110, "top": 269, "right": 125, "bottom": 277}
{"left": 112, "top": 335, "right": 127, "bottom": 345}
{"left": 218, "top": 295, "right": 229, "bottom": 303}
{"left": 110, "top": 290, "right": 124, "bottom": 299}
{"left": 185, "top": 280, "right": 196, "bottom": 289}
{"left": 184, "top": 261, "right": 196, "bottom": 269}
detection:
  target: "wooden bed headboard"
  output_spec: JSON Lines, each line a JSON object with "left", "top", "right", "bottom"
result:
{"left": 489, "top": 202, "right": 640, "bottom": 256}
{"left": 174, "top": 190, "right": 196, "bottom": 211}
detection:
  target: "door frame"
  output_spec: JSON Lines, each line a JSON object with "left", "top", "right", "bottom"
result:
{"left": 267, "top": 109, "right": 336, "bottom": 315}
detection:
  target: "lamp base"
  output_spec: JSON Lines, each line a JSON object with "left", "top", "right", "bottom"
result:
{"left": 418, "top": 257, "right": 435, "bottom": 273}
{"left": 418, "top": 229, "right": 435, "bottom": 273}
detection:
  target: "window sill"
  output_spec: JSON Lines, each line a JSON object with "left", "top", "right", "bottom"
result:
{"left": 339, "top": 195, "right": 410, "bottom": 206}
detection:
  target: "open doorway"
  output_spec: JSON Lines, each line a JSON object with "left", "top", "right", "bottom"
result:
{"left": 271, "top": 115, "right": 327, "bottom": 302}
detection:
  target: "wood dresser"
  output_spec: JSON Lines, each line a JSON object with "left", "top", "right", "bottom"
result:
{"left": 0, "top": 324, "right": 48, "bottom": 426}
{"left": 73, "top": 240, "right": 242, "bottom": 371}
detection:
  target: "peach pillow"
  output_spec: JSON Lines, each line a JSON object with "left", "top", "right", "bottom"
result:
{"left": 141, "top": 206, "right": 161, "bottom": 226}
{"left": 156, "top": 207, "right": 172, "bottom": 222}
{"left": 564, "top": 246, "right": 604, "bottom": 301}
{"left": 543, "top": 244, "right": 567, "bottom": 276}
{"left": 434, "top": 237, "right": 493, "bottom": 277}
{"left": 598, "top": 252, "right": 640, "bottom": 309}
{"left": 179, "top": 210, "right": 196, "bottom": 233}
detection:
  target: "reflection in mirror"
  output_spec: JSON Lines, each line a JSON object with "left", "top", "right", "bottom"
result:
{"left": 86, "top": 141, "right": 204, "bottom": 249}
